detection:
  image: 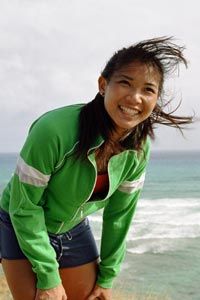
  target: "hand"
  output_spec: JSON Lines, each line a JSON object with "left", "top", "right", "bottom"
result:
{"left": 35, "top": 283, "right": 67, "bottom": 300}
{"left": 87, "top": 284, "right": 112, "bottom": 300}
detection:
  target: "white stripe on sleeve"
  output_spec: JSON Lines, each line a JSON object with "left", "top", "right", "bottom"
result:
{"left": 118, "top": 172, "right": 146, "bottom": 194}
{"left": 15, "top": 156, "right": 51, "bottom": 187}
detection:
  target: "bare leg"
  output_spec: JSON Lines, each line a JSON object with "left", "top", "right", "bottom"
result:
{"left": 59, "top": 260, "right": 98, "bottom": 300}
{"left": 1, "top": 258, "right": 37, "bottom": 300}
{"left": 2, "top": 258, "right": 98, "bottom": 300}
{"left": 60, "top": 261, "right": 98, "bottom": 300}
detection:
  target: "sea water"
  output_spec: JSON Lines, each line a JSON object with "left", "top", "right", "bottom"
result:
{"left": 0, "top": 151, "right": 200, "bottom": 299}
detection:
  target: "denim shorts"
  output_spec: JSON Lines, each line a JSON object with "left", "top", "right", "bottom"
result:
{"left": 0, "top": 208, "right": 99, "bottom": 268}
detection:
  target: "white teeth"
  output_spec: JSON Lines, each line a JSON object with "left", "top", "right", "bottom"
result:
{"left": 120, "top": 105, "right": 139, "bottom": 116}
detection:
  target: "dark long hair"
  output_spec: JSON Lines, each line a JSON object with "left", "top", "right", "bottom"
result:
{"left": 76, "top": 37, "right": 193, "bottom": 159}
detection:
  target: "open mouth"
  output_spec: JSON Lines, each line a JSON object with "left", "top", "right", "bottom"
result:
{"left": 119, "top": 105, "right": 140, "bottom": 116}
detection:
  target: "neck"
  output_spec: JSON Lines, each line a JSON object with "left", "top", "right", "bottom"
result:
{"left": 109, "top": 128, "right": 131, "bottom": 143}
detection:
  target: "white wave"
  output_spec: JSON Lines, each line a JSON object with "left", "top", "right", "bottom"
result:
{"left": 138, "top": 198, "right": 200, "bottom": 208}
{"left": 128, "top": 220, "right": 200, "bottom": 238}
{"left": 127, "top": 198, "right": 200, "bottom": 243}
{"left": 134, "top": 198, "right": 200, "bottom": 231}
{"left": 127, "top": 235, "right": 199, "bottom": 254}
{"left": 88, "top": 215, "right": 102, "bottom": 223}
{"left": 88, "top": 198, "right": 200, "bottom": 253}
{"left": 133, "top": 212, "right": 200, "bottom": 225}
{"left": 127, "top": 233, "right": 200, "bottom": 241}
{"left": 127, "top": 241, "right": 175, "bottom": 254}
{"left": 134, "top": 221, "right": 200, "bottom": 226}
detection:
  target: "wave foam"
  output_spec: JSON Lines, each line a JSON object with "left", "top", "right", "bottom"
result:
{"left": 138, "top": 198, "right": 200, "bottom": 208}
{"left": 88, "top": 198, "right": 200, "bottom": 252}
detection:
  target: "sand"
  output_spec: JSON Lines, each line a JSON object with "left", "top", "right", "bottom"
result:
{"left": 0, "top": 276, "right": 12, "bottom": 300}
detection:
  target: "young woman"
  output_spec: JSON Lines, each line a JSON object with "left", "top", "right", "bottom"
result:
{"left": 0, "top": 37, "right": 192, "bottom": 300}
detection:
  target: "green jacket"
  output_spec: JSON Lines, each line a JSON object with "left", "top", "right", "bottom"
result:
{"left": 0, "top": 104, "right": 150, "bottom": 290}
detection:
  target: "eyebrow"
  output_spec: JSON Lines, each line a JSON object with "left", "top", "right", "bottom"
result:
{"left": 115, "top": 74, "right": 159, "bottom": 89}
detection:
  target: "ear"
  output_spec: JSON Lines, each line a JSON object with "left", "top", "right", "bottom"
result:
{"left": 98, "top": 76, "right": 108, "bottom": 95}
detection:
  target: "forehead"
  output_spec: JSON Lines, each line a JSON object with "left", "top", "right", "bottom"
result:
{"left": 113, "top": 61, "right": 161, "bottom": 83}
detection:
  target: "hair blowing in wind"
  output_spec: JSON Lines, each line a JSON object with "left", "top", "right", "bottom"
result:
{"left": 77, "top": 37, "right": 193, "bottom": 157}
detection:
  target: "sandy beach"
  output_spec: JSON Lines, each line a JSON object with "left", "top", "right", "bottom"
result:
{"left": 0, "top": 276, "right": 12, "bottom": 300}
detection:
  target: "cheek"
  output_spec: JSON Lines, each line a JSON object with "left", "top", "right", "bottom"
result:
{"left": 104, "top": 95, "right": 116, "bottom": 113}
{"left": 143, "top": 100, "right": 157, "bottom": 117}
{"left": 148, "top": 97, "right": 158, "bottom": 110}
{"left": 104, "top": 98, "right": 112, "bottom": 117}
{"left": 151, "top": 102, "right": 157, "bottom": 111}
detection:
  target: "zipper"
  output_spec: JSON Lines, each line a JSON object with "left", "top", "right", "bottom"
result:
{"left": 80, "top": 207, "right": 83, "bottom": 218}
{"left": 56, "top": 140, "right": 106, "bottom": 234}
{"left": 83, "top": 141, "right": 105, "bottom": 202}
{"left": 55, "top": 141, "right": 79, "bottom": 170}
{"left": 84, "top": 140, "right": 115, "bottom": 205}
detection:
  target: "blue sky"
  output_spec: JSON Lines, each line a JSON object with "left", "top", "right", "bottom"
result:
{"left": 0, "top": 0, "right": 199, "bottom": 152}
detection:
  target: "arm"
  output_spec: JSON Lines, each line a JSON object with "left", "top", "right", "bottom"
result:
{"left": 96, "top": 139, "right": 151, "bottom": 289}
{"left": 8, "top": 116, "right": 62, "bottom": 289}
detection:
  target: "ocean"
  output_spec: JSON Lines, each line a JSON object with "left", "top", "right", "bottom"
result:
{"left": 0, "top": 151, "right": 200, "bottom": 300}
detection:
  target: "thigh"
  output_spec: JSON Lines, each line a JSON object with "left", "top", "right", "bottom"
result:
{"left": 59, "top": 259, "right": 98, "bottom": 300}
{"left": 2, "top": 258, "right": 98, "bottom": 300}
{"left": 2, "top": 258, "right": 37, "bottom": 300}
{"left": 2, "top": 259, "right": 98, "bottom": 300}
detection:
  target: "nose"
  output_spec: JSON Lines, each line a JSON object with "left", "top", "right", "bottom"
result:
{"left": 126, "top": 90, "right": 143, "bottom": 104}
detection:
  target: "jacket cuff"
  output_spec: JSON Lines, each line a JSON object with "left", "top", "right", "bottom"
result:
{"left": 36, "top": 269, "right": 61, "bottom": 289}
{"left": 96, "top": 276, "right": 114, "bottom": 289}
{"left": 96, "top": 267, "right": 115, "bottom": 289}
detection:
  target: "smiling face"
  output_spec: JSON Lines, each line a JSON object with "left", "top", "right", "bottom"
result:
{"left": 98, "top": 61, "right": 161, "bottom": 139}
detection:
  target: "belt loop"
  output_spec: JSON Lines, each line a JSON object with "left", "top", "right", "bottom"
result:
{"left": 65, "top": 232, "right": 72, "bottom": 240}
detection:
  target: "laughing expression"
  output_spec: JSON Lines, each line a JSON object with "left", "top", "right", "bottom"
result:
{"left": 98, "top": 61, "right": 160, "bottom": 139}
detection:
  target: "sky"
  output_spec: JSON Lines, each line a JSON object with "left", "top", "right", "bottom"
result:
{"left": 0, "top": 0, "right": 200, "bottom": 153}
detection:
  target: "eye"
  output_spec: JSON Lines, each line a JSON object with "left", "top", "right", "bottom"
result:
{"left": 118, "top": 80, "right": 130, "bottom": 86}
{"left": 145, "top": 87, "right": 156, "bottom": 94}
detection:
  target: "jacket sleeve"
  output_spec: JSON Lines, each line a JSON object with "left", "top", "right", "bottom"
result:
{"left": 8, "top": 116, "right": 61, "bottom": 289}
{"left": 96, "top": 138, "right": 151, "bottom": 288}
